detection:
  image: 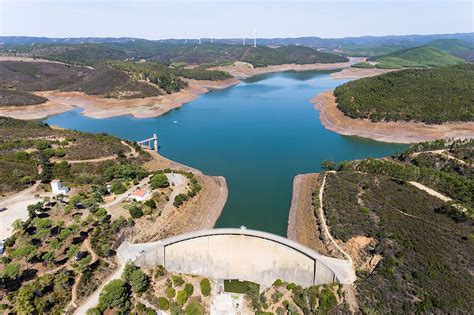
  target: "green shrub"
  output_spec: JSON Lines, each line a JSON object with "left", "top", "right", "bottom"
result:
{"left": 172, "top": 275, "right": 184, "bottom": 287}
{"left": 129, "top": 207, "right": 143, "bottom": 219}
{"left": 55, "top": 148, "right": 66, "bottom": 157}
{"left": 286, "top": 283, "right": 297, "bottom": 291}
{"left": 173, "top": 193, "right": 189, "bottom": 207}
{"left": 184, "top": 283, "right": 194, "bottom": 297}
{"left": 157, "top": 297, "right": 169, "bottom": 310}
{"left": 166, "top": 287, "right": 176, "bottom": 299}
{"left": 122, "top": 262, "right": 149, "bottom": 293}
{"left": 272, "top": 279, "right": 283, "bottom": 287}
{"left": 98, "top": 279, "right": 131, "bottom": 311}
{"left": 150, "top": 173, "right": 169, "bottom": 189}
{"left": 144, "top": 199, "right": 157, "bottom": 209}
{"left": 272, "top": 290, "right": 283, "bottom": 303}
{"left": 185, "top": 299, "right": 205, "bottom": 315}
{"left": 86, "top": 307, "right": 101, "bottom": 315}
{"left": 110, "top": 180, "right": 127, "bottom": 195}
{"left": 35, "top": 139, "right": 49, "bottom": 150}
{"left": 200, "top": 278, "right": 211, "bottom": 296}
{"left": 155, "top": 265, "right": 165, "bottom": 278}
{"left": 318, "top": 288, "right": 338, "bottom": 313}
{"left": 176, "top": 289, "right": 188, "bottom": 306}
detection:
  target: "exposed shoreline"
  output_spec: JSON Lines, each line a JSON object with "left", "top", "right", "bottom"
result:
{"left": 211, "top": 58, "right": 361, "bottom": 79}
{"left": 312, "top": 91, "right": 474, "bottom": 144}
{"left": 287, "top": 173, "right": 333, "bottom": 256}
{"left": 143, "top": 150, "right": 228, "bottom": 239}
{"left": 0, "top": 77, "right": 239, "bottom": 120}
{"left": 329, "top": 67, "right": 396, "bottom": 79}
{"left": 0, "top": 60, "right": 359, "bottom": 120}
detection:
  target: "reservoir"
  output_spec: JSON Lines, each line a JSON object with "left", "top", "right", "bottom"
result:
{"left": 45, "top": 70, "right": 407, "bottom": 236}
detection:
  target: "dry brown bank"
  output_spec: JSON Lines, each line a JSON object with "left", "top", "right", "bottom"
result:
{"left": 287, "top": 173, "right": 332, "bottom": 256}
{"left": 133, "top": 150, "right": 228, "bottom": 241}
{"left": 212, "top": 59, "right": 361, "bottom": 79}
{"left": 0, "top": 78, "right": 239, "bottom": 120}
{"left": 312, "top": 91, "right": 474, "bottom": 143}
{"left": 330, "top": 67, "right": 395, "bottom": 79}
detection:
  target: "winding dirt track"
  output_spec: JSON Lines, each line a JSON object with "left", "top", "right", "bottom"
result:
{"left": 318, "top": 171, "right": 353, "bottom": 263}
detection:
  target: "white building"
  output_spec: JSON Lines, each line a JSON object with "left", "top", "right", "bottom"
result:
{"left": 128, "top": 189, "right": 150, "bottom": 202}
{"left": 51, "top": 179, "right": 69, "bottom": 195}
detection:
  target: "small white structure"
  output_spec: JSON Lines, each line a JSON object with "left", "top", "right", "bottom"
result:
{"left": 51, "top": 179, "right": 69, "bottom": 195}
{"left": 128, "top": 189, "right": 150, "bottom": 202}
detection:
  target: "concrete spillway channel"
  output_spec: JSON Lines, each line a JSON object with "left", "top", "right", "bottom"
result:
{"left": 119, "top": 228, "right": 356, "bottom": 287}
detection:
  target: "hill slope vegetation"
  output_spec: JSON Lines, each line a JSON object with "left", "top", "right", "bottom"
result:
{"left": 334, "top": 64, "right": 474, "bottom": 124}
{"left": 369, "top": 46, "right": 465, "bottom": 69}
{"left": 3, "top": 42, "right": 348, "bottom": 67}
{"left": 322, "top": 139, "right": 473, "bottom": 313}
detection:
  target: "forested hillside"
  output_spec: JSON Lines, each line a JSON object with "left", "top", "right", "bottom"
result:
{"left": 0, "top": 58, "right": 234, "bottom": 104}
{"left": 322, "top": 139, "right": 473, "bottom": 313}
{"left": 368, "top": 46, "right": 465, "bottom": 69}
{"left": 334, "top": 64, "right": 474, "bottom": 124}
{"left": 2, "top": 42, "right": 348, "bottom": 67}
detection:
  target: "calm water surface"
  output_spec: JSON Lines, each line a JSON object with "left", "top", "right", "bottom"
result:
{"left": 45, "top": 70, "right": 407, "bottom": 236}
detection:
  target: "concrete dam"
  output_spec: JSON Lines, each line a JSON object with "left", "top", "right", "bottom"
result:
{"left": 127, "top": 228, "right": 356, "bottom": 287}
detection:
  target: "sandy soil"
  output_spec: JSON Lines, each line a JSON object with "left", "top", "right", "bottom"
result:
{"left": 144, "top": 150, "right": 202, "bottom": 174}
{"left": 212, "top": 58, "right": 362, "bottom": 80}
{"left": 312, "top": 91, "right": 474, "bottom": 143}
{"left": 0, "top": 99, "right": 74, "bottom": 120}
{"left": 132, "top": 149, "right": 228, "bottom": 241}
{"left": 330, "top": 67, "right": 396, "bottom": 79}
{"left": 0, "top": 77, "right": 239, "bottom": 120}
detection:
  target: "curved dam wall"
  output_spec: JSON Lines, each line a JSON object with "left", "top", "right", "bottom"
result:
{"left": 133, "top": 228, "right": 355, "bottom": 287}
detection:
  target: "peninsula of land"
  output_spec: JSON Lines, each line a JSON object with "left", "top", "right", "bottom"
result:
{"left": 0, "top": 59, "right": 355, "bottom": 120}
{"left": 312, "top": 91, "right": 474, "bottom": 143}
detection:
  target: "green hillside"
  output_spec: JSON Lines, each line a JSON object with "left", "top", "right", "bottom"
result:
{"left": 5, "top": 42, "right": 348, "bottom": 67}
{"left": 322, "top": 139, "right": 474, "bottom": 313}
{"left": 427, "top": 39, "right": 473, "bottom": 54}
{"left": 369, "top": 46, "right": 465, "bottom": 69}
{"left": 426, "top": 39, "right": 474, "bottom": 62}
{"left": 334, "top": 64, "right": 474, "bottom": 124}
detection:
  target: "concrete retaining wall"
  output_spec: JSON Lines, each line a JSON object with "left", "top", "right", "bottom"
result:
{"left": 133, "top": 228, "right": 355, "bottom": 287}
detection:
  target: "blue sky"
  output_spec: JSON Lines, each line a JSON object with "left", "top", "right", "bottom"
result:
{"left": 0, "top": 0, "right": 472, "bottom": 39}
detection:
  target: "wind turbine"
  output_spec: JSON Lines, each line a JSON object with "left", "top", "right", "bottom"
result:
{"left": 253, "top": 28, "right": 257, "bottom": 47}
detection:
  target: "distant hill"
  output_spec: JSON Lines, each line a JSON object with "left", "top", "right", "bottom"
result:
{"left": 0, "top": 61, "right": 163, "bottom": 100}
{"left": 334, "top": 64, "right": 474, "bottom": 124}
{"left": 426, "top": 39, "right": 474, "bottom": 62}
{"left": 1, "top": 32, "right": 473, "bottom": 52}
{"left": 369, "top": 46, "right": 465, "bottom": 69}
{"left": 1, "top": 42, "right": 348, "bottom": 67}
{"left": 427, "top": 39, "right": 472, "bottom": 54}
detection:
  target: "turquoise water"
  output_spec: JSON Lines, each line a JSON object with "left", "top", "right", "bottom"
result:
{"left": 45, "top": 70, "right": 407, "bottom": 236}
